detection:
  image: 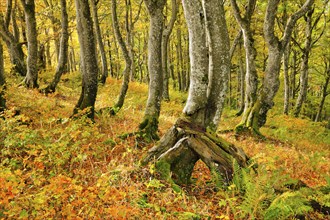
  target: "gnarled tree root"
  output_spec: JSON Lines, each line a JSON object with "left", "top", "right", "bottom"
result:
{"left": 142, "top": 118, "right": 249, "bottom": 187}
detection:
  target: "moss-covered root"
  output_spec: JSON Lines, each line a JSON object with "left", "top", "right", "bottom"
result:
{"left": 138, "top": 116, "right": 160, "bottom": 141}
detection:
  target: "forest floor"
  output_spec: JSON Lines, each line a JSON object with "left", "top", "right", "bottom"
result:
{"left": 0, "top": 71, "right": 329, "bottom": 219}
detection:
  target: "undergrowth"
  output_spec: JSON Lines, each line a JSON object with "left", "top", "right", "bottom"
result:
{"left": 0, "top": 71, "right": 329, "bottom": 219}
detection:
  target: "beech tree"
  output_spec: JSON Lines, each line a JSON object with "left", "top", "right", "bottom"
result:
{"left": 20, "top": 0, "right": 38, "bottom": 88}
{"left": 138, "top": 0, "right": 166, "bottom": 140}
{"left": 0, "top": 0, "right": 26, "bottom": 76}
{"left": 142, "top": 0, "right": 248, "bottom": 185}
{"left": 230, "top": 0, "right": 258, "bottom": 132}
{"left": 73, "top": 0, "right": 98, "bottom": 119}
{"left": 238, "top": 0, "right": 314, "bottom": 134}
{"left": 162, "top": 0, "right": 178, "bottom": 101}
{"left": 0, "top": 41, "right": 5, "bottom": 112}
{"left": 42, "top": 0, "right": 69, "bottom": 94}
{"left": 90, "top": 0, "right": 108, "bottom": 84}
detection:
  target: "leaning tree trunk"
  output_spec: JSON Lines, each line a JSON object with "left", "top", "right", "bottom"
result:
{"left": 142, "top": 0, "right": 249, "bottom": 187}
{"left": 90, "top": 0, "right": 108, "bottom": 84}
{"left": 294, "top": 9, "right": 314, "bottom": 117}
{"left": 315, "top": 68, "right": 330, "bottom": 122}
{"left": 42, "top": 0, "right": 69, "bottom": 94}
{"left": 0, "top": 41, "right": 6, "bottom": 112}
{"left": 162, "top": 0, "right": 178, "bottom": 101}
{"left": 21, "top": 0, "right": 38, "bottom": 88}
{"left": 245, "top": 0, "right": 314, "bottom": 133}
{"left": 138, "top": 0, "right": 166, "bottom": 141}
{"left": 230, "top": 0, "right": 259, "bottom": 133}
{"left": 107, "top": 0, "right": 132, "bottom": 115}
{"left": 73, "top": 0, "right": 98, "bottom": 120}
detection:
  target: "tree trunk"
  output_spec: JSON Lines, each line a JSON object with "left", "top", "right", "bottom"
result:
{"left": 142, "top": 0, "right": 249, "bottom": 187}
{"left": 0, "top": 41, "right": 6, "bottom": 112}
{"left": 73, "top": 0, "right": 98, "bottom": 120}
{"left": 230, "top": 0, "right": 259, "bottom": 132}
{"left": 138, "top": 0, "right": 166, "bottom": 140}
{"left": 294, "top": 9, "right": 314, "bottom": 117}
{"left": 21, "top": 0, "right": 39, "bottom": 88}
{"left": 203, "top": 0, "right": 231, "bottom": 131}
{"left": 246, "top": 0, "right": 314, "bottom": 133}
{"left": 162, "top": 0, "right": 178, "bottom": 101}
{"left": 42, "top": 0, "right": 69, "bottom": 94}
{"left": 283, "top": 42, "right": 290, "bottom": 115}
{"left": 108, "top": 0, "right": 132, "bottom": 114}
{"left": 0, "top": 3, "right": 26, "bottom": 76}
{"left": 90, "top": 0, "right": 108, "bottom": 84}
{"left": 236, "top": 40, "right": 245, "bottom": 116}
{"left": 315, "top": 68, "right": 330, "bottom": 122}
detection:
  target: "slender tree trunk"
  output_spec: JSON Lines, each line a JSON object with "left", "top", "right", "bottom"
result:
{"left": 90, "top": 0, "right": 108, "bottom": 84}
{"left": 109, "top": 0, "right": 132, "bottom": 114}
{"left": 294, "top": 9, "right": 314, "bottom": 117}
{"left": 0, "top": 2, "right": 26, "bottom": 76}
{"left": 236, "top": 40, "right": 245, "bottom": 116}
{"left": 283, "top": 42, "right": 291, "bottom": 115}
{"left": 0, "top": 41, "right": 6, "bottom": 112}
{"left": 73, "top": 0, "right": 98, "bottom": 119}
{"left": 138, "top": 0, "right": 166, "bottom": 140}
{"left": 291, "top": 48, "right": 298, "bottom": 99}
{"left": 42, "top": 0, "right": 69, "bottom": 94}
{"left": 230, "top": 0, "right": 258, "bottom": 132}
{"left": 21, "top": 0, "right": 38, "bottom": 88}
{"left": 315, "top": 69, "right": 330, "bottom": 122}
{"left": 246, "top": 0, "right": 314, "bottom": 133}
{"left": 162, "top": 0, "right": 178, "bottom": 101}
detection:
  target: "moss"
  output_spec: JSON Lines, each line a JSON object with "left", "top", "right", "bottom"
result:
{"left": 155, "top": 160, "right": 171, "bottom": 181}
{"left": 138, "top": 116, "right": 160, "bottom": 141}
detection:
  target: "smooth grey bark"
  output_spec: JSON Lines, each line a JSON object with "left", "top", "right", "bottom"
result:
{"left": 283, "top": 42, "right": 291, "bottom": 115}
{"left": 90, "top": 0, "right": 108, "bottom": 84}
{"left": 236, "top": 40, "right": 245, "bottom": 116}
{"left": 182, "top": 0, "right": 208, "bottom": 126}
{"left": 0, "top": 41, "right": 6, "bottom": 112}
{"left": 73, "top": 0, "right": 98, "bottom": 119}
{"left": 230, "top": 0, "right": 259, "bottom": 132}
{"left": 138, "top": 0, "right": 166, "bottom": 140}
{"left": 294, "top": 8, "right": 314, "bottom": 117}
{"left": 142, "top": 0, "right": 248, "bottom": 187}
{"left": 106, "top": 0, "right": 132, "bottom": 114}
{"left": 203, "top": 0, "right": 231, "bottom": 131}
{"left": 42, "top": 0, "right": 69, "bottom": 94}
{"left": 43, "top": 0, "right": 60, "bottom": 62}
{"left": 248, "top": 0, "right": 314, "bottom": 132}
{"left": 20, "top": 0, "right": 38, "bottom": 88}
{"left": 315, "top": 62, "right": 330, "bottom": 122}
{"left": 0, "top": 1, "right": 26, "bottom": 76}
{"left": 315, "top": 63, "right": 330, "bottom": 122}
{"left": 162, "top": 0, "right": 178, "bottom": 101}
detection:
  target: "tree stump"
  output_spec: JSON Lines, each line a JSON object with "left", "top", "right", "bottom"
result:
{"left": 142, "top": 118, "right": 249, "bottom": 186}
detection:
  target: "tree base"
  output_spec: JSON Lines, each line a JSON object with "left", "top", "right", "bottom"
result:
{"left": 142, "top": 118, "right": 249, "bottom": 187}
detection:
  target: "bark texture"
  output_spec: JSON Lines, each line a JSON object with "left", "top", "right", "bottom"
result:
{"left": 294, "top": 8, "right": 314, "bottom": 117}
{"left": 0, "top": 1, "right": 26, "bottom": 76}
{"left": 230, "top": 0, "right": 258, "bottom": 132}
{"left": 109, "top": 0, "right": 132, "bottom": 114}
{"left": 246, "top": 0, "right": 314, "bottom": 132}
{"left": 204, "top": 0, "right": 231, "bottom": 131}
{"left": 139, "top": 0, "right": 166, "bottom": 140}
{"left": 0, "top": 41, "right": 6, "bottom": 112}
{"left": 162, "top": 0, "right": 178, "bottom": 101}
{"left": 142, "top": 0, "right": 248, "bottom": 187}
{"left": 73, "top": 0, "right": 98, "bottom": 119}
{"left": 42, "top": 0, "right": 69, "bottom": 94}
{"left": 21, "top": 0, "right": 39, "bottom": 88}
{"left": 91, "top": 0, "right": 108, "bottom": 84}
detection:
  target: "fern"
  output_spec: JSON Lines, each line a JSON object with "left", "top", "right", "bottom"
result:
{"left": 264, "top": 191, "right": 312, "bottom": 220}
